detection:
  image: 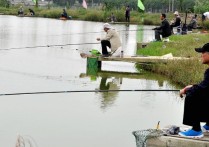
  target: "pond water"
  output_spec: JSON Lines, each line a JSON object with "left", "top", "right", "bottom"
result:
{"left": 0, "top": 15, "right": 184, "bottom": 147}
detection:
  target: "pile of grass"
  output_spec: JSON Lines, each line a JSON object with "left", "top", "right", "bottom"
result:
{"left": 136, "top": 33, "right": 209, "bottom": 86}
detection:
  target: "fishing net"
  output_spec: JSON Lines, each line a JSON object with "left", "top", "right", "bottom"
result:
{"left": 16, "top": 134, "right": 38, "bottom": 147}
{"left": 132, "top": 129, "right": 164, "bottom": 147}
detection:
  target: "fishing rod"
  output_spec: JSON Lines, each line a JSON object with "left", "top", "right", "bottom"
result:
{"left": 0, "top": 89, "right": 180, "bottom": 96}
{"left": 0, "top": 42, "right": 100, "bottom": 51}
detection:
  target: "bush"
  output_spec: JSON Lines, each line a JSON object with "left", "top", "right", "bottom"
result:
{"left": 202, "top": 20, "right": 209, "bottom": 30}
{"left": 143, "top": 19, "right": 154, "bottom": 25}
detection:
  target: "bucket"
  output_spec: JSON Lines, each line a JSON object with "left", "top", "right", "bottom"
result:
{"left": 87, "top": 67, "right": 98, "bottom": 76}
{"left": 87, "top": 57, "right": 99, "bottom": 68}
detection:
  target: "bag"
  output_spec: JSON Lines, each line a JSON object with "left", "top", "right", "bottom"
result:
{"left": 166, "top": 125, "right": 180, "bottom": 135}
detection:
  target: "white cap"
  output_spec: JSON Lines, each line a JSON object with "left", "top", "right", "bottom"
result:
{"left": 103, "top": 23, "right": 112, "bottom": 29}
{"left": 174, "top": 11, "right": 179, "bottom": 15}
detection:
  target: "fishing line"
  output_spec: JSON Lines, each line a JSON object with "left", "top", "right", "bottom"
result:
{"left": 51, "top": 28, "right": 153, "bottom": 37}
{"left": 0, "top": 42, "right": 100, "bottom": 51}
{"left": 0, "top": 28, "right": 153, "bottom": 51}
{"left": 0, "top": 89, "right": 180, "bottom": 96}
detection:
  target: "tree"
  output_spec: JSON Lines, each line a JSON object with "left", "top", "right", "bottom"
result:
{"left": 194, "top": 0, "right": 209, "bottom": 14}
{"left": 0, "top": 0, "right": 10, "bottom": 8}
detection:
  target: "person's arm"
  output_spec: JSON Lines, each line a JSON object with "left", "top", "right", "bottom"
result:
{"left": 185, "top": 69, "right": 209, "bottom": 97}
{"left": 101, "top": 30, "right": 114, "bottom": 41}
{"left": 155, "top": 20, "right": 166, "bottom": 30}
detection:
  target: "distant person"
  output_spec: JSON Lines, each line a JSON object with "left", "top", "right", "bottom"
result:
{"left": 18, "top": 6, "right": 24, "bottom": 16}
{"left": 29, "top": 8, "right": 35, "bottom": 16}
{"left": 178, "top": 43, "right": 209, "bottom": 138}
{"left": 153, "top": 13, "right": 171, "bottom": 41}
{"left": 187, "top": 14, "right": 197, "bottom": 31}
{"left": 170, "top": 11, "right": 181, "bottom": 34}
{"left": 202, "top": 12, "right": 209, "bottom": 22}
{"left": 110, "top": 13, "right": 117, "bottom": 22}
{"left": 125, "top": 6, "right": 130, "bottom": 22}
{"left": 96, "top": 23, "right": 122, "bottom": 57}
{"left": 61, "top": 9, "right": 68, "bottom": 19}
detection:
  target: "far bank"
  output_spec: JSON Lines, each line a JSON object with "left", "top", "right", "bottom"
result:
{"left": 1, "top": 6, "right": 209, "bottom": 29}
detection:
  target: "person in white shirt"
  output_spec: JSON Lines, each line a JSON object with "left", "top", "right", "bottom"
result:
{"left": 96, "top": 23, "right": 122, "bottom": 57}
{"left": 202, "top": 12, "right": 209, "bottom": 21}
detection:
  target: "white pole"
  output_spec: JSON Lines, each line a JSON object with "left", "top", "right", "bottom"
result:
{"left": 169, "top": 0, "right": 170, "bottom": 12}
{"left": 172, "top": 0, "right": 174, "bottom": 12}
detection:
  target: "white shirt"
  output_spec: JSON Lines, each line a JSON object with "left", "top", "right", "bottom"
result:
{"left": 101, "top": 29, "right": 122, "bottom": 52}
{"left": 204, "top": 12, "right": 209, "bottom": 19}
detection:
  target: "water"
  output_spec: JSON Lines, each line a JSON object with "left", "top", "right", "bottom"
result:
{"left": 0, "top": 15, "right": 184, "bottom": 147}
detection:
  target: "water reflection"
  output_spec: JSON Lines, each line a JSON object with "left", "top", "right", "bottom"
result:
{"left": 80, "top": 65, "right": 180, "bottom": 110}
{"left": 99, "top": 77, "right": 121, "bottom": 109}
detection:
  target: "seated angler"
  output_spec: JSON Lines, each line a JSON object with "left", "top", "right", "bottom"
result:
{"left": 170, "top": 11, "right": 181, "bottom": 34}
{"left": 96, "top": 23, "right": 122, "bottom": 57}
{"left": 153, "top": 13, "right": 171, "bottom": 42}
{"left": 29, "top": 8, "right": 35, "bottom": 16}
{"left": 61, "top": 9, "right": 68, "bottom": 19}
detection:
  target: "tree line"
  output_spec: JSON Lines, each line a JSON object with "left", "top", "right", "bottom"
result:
{"left": 0, "top": 0, "right": 209, "bottom": 14}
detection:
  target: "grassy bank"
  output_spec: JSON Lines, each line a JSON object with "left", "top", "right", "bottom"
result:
{"left": 136, "top": 33, "right": 209, "bottom": 86}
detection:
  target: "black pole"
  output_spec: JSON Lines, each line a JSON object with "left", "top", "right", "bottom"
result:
{"left": 0, "top": 89, "right": 180, "bottom": 96}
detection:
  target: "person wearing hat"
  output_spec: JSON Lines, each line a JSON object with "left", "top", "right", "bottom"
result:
{"left": 96, "top": 23, "right": 122, "bottom": 57}
{"left": 179, "top": 43, "right": 209, "bottom": 138}
{"left": 153, "top": 13, "right": 171, "bottom": 41}
{"left": 170, "top": 11, "right": 181, "bottom": 34}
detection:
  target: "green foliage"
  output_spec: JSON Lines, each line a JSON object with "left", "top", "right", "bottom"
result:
{"left": 102, "top": 0, "right": 138, "bottom": 11}
{"left": 144, "top": 0, "right": 195, "bottom": 13}
{"left": 53, "top": 0, "right": 75, "bottom": 7}
{"left": 202, "top": 21, "right": 209, "bottom": 30}
{"left": 143, "top": 19, "right": 154, "bottom": 25}
{"left": 194, "top": 0, "right": 209, "bottom": 14}
{"left": 0, "top": 0, "right": 10, "bottom": 8}
{"left": 38, "top": 8, "right": 61, "bottom": 18}
{"left": 102, "top": 0, "right": 119, "bottom": 11}
{"left": 83, "top": 10, "right": 104, "bottom": 21}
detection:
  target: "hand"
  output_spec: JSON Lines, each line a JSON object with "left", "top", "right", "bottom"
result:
{"left": 179, "top": 89, "right": 185, "bottom": 98}
{"left": 96, "top": 38, "right": 100, "bottom": 41}
{"left": 179, "top": 85, "right": 193, "bottom": 98}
